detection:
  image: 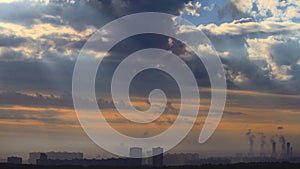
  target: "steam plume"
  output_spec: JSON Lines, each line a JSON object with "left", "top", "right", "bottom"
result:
{"left": 246, "top": 129, "right": 255, "bottom": 156}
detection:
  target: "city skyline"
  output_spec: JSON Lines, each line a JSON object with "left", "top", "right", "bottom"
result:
{"left": 2, "top": 129, "right": 297, "bottom": 160}
{"left": 0, "top": 0, "right": 300, "bottom": 162}
{"left": 3, "top": 144, "right": 299, "bottom": 166}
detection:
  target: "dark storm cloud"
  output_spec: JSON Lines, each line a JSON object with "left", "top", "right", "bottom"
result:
{"left": 263, "top": 39, "right": 300, "bottom": 94}
{"left": 0, "top": 59, "right": 74, "bottom": 92}
{"left": 0, "top": 35, "right": 27, "bottom": 47}
{"left": 0, "top": 48, "right": 28, "bottom": 61}
{"left": 197, "top": 10, "right": 300, "bottom": 94}
{"left": 95, "top": 33, "right": 215, "bottom": 100}
{"left": 1, "top": 0, "right": 299, "bottom": 96}
{"left": 0, "top": 0, "right": 190, "bottom": 30}
{"left": 87, "top": 0, "right": 190, "bottom": 17}
{"left": 0, "top": 1, "right": 104, "bottom": 30}
{"left": 200, "top": 24, "right": 300, "bottom": 94}
{"left": 222, "top": 53, "right": 279, "bottom": 92}
{"left": 0, "top": 0, "right": 200, "bottom": 96}
{"left": 270, "top": 41, "right": 300, "bottom": 66}
{"left": 206, "top": 33, "right": 269, "bottom": 86}
{"left": 0, "top": 0, "right": 224, "bottom": 98}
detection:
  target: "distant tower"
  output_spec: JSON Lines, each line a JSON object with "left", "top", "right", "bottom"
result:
{"left": 271, "top": 141, "right": 277, "bottom": 158}
{"left": 129, "top": 147, "right": 143, "bottom": 158}
{"left": 152, "top": 147, "right": 163, "bottom": 167}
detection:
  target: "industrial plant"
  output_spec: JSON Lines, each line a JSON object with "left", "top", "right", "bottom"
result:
{"left": 245, "top": 129, "right": 294, "bottom": 160}
{"left": 2, "top": 129, "right": 299, "bottom": 167}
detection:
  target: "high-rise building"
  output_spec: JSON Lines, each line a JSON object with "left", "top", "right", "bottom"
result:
{"left": 152, "top": 147, "right": 163, "bottom": 167}
{"left": 129, "top": 147, "right": 143, "bottom": 166}
{"left": 129, "top": 147, "right": 143, "bottom": 158}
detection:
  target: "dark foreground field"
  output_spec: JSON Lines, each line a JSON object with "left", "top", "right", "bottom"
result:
{"left": 1, "top": 163, "right": 300, "bottom": 169}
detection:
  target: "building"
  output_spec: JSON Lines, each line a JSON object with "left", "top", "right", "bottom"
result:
{"left": 164, "top": 153, "right": 199, "bottom": 166}
{"left": 36, "top": 153, "right": 48, "bottom": 165}
{"left": 7, "top": 157, "right": 22, "bottom": 165}
{"left": 36, "top": 158, "right": 143, "bottom": 166}
{"left": 29, "top": 152, "right": 41, "bottom": 164}
{"left": 36, "top": 153, "right": 142, "bottom": 167}
{"left": 129, "top": 147, "right": 142, "bottom": 166}
{"left": 142, "top": 151, "right": 153, "bottom": 166}
{"left": 152, "top": 147, "right": 163, "bottom": 167}
{"left": 29, "top": 152, "right": 83, "bottom": 164}
{"left": 129, "top": 147, "right": 142, "bottom": 158}
{"left": 46, "top": 152, "right": 83, "bottom": 160}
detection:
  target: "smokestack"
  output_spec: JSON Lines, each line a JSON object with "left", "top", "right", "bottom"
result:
{"left": 260, "top": 134, "right": 266, "bottom": 157}
{"left": 271, "top": 138, "right": 277, "bottom": 158}
{"left": 279, "top": 136, "right": 286, "bottom": 158}
{"left": 246, "top": 129, "right": 255, "bottom": 157}
{"left": 287, "top": 142, "right": 291, "bottom": 158}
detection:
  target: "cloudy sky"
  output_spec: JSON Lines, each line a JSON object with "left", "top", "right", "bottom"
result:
{"left": 0, "top": 0, "right": 300, "bottom": 159}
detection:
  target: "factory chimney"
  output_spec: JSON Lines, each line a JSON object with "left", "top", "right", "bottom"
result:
{"left": 271, "top": 139, "right": 277, "bottom": 158}
{"left": 287, "top": 142, "right": 291, "bottom": 158}
{"left": 260, "top": 134, "right": 266, "bottom": 157}
{"left": 279, "top": 136, "right": 286, "bottom": 158}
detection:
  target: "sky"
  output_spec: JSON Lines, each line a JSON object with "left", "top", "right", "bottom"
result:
{"left": 0, "top": 0, "right": 300, "bottom": 159}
